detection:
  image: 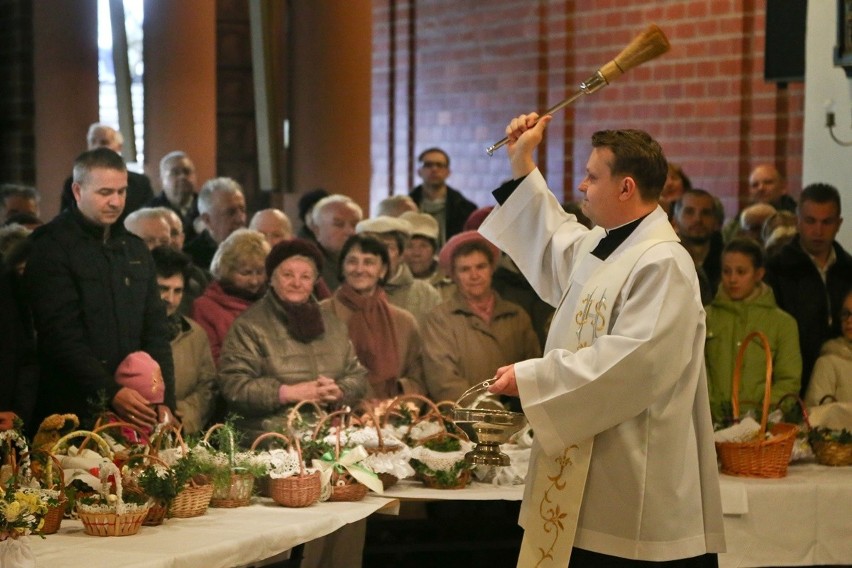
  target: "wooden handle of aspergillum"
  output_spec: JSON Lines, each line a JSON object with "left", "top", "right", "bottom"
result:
{"left": 598, "top": 24, "right": 671, "bottom": 84}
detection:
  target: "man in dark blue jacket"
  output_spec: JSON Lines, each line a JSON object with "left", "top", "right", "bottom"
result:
{"left": 26, "top": 148, "right": 176, "bottom": 431}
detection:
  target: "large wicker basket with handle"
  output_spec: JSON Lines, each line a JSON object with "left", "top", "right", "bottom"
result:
{"left": 715, "top": 331, "right": 797, "bottom": 478}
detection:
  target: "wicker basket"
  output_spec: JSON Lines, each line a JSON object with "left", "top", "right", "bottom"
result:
{"left": 328, "top": 479, "right": 369, "bottom": 501}
{"left": 357, "top": 404, "right": 412, "bottom": 489}
{"left": 121, "top": 451, "right": 176, "bottom": 527}
{"left": 313, "top": 409, "right": 370, "bottom": 502}
{"left": 715, "top": 331, "right": 797, "bottom": 478}
{"left": 147, "top": 425, "right": 215, "bottom": 518}
{"left": 203, "top": 424, "right": 255, "bottom": 508}
{"left": 250, "top": 432, "right": 321, "bottom": 508}
{"left": 421, "top": 467, "right": 472, "bottom": 490}
{"left": 78, "top": 508, "right": 149, "bottom": 537}
{"left": 65, "top": 432, "right": 150, "bottom": 537}
{"left": 32, "top": 450, "right": 67, "bottom": 535}
{"left": 169, "top": 481, "right": 214, "bottom": 518}
{"left": 805, "top": 395, "right": 852, "bottom": 467}
{"left": 407, "top": 398, "right": 473, "bottom": 489}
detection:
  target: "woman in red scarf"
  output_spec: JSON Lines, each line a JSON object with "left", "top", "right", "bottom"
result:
{"left": 322, "top": 234, "right": 426, "bottom": 400}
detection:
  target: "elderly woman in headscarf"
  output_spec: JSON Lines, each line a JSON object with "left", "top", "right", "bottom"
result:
{"left": 322, "top": 234, "right": 426, "bottom": 401}
{"left": 192, "top": 228, "right": 271, "bottom": 364}
{"left": 217, "top": 238, "right": 368, "bottom": 441}
{"left": 421, "top": 231, "right": 541, "bottom": 403}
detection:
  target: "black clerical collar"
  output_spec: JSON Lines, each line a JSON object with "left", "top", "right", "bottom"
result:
{"left": 590, "top": 213, "right": 650, "bottom": 260}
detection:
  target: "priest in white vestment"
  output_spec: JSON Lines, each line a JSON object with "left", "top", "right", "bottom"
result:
{"left": 480, "top": 113, "right": 725, "bottom": 567}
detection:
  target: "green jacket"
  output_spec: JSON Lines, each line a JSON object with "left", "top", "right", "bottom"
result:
{"left": 705, "top": 283, "right": 802, "bottom": 424}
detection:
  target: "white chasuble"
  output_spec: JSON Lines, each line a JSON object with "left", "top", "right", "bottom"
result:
{"left": 516, "top": 234, "right": 670, "bottom": 568}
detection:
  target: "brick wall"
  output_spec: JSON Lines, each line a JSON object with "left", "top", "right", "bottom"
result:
{"left": 0, "top": 0, "right": 35, "bottom": 186}
{"left": 372, "top": 0, "right": 804, "bottom": 221}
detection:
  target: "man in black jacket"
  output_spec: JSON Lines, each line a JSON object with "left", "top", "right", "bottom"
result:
{"left": 25, "top": 148, "right": 176, "bottom": 431}
{"left": 59, "top": 123, "right": 153, "bottom": 226}
{"left": 409, "top": 147, "right": 477, "bottom": 247}
{"left": 765, "top": 183, "right": 852, "bottom": 395}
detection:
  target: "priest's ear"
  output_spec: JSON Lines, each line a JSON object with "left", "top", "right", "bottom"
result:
{"left": 618, "top": 176, "right": 639, "bottom": 202}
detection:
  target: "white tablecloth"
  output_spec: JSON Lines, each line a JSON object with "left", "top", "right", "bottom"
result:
{"left": 30, "top": 495, "right": 396, "bottom": 568}
{"left": 718, "top": 463, "right": 852, "bottom": 568}
{"left": 382, "top": 479, "right": 524, "bottom": 501}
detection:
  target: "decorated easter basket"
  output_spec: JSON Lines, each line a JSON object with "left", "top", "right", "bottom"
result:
{"left": 143, "top": 425, "right": 214, "bottom": 519}
{"left": 201, "top": 423, "right": 257, "bottom": 508}
{"left": 32, "top": 450, "right": 68, "bottom": 535}
{"left": 53, "top": 430, "right": 150, "bottom": 537}
{"left": 251, "top": 432, "right": 321, "bottom": 508}
{"left": 312, "top": 410, "right": 369, "bottom": 502}
{"left": 807, "top": 395, "right": 852, "bottom": 467}
{"left": 403, "top": 396, "right": 474, "bottom": 489}
{"left": 1, "top": 428, "right": 55, "bottom": 540}
{"left": 354, "top": 404, "right": 414, "bottom": 490}
{"left": 715, "top": 331, "right": 797, "bottom": 478}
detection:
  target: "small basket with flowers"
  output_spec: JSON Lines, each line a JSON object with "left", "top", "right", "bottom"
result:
{"left": 0, "top": 425, "right": 53, "bottom": 542}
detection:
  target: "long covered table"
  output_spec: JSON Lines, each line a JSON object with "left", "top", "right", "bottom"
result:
{"left": 718, "top": 463, "right": 852, "bottom": 568}
{"left": 30, "top": 495, "right": 396, "bottom": 568}
{"left": 26, "top": 463, "right": 852, "bottom": 567}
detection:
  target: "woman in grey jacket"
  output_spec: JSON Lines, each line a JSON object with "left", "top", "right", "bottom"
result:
{"left": 217, "top": 239, "right": 368, "bottom": 442}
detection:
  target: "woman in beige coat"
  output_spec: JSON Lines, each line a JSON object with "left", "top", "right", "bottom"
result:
{"left": 422, "top": 231, "right": 541, "bottom": 403}
{"left": 217, "top": 239, "right": 368, "bottom": 442}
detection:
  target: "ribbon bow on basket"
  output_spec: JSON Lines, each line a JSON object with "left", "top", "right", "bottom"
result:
{"left": 350, "top": 404, "right": 414, "bottom": 490}
{"left": 311, "top": 409, "right": 382, "bottom": 501}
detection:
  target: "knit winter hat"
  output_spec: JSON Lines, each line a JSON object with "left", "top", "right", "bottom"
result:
{"left": 115, "top": 351, "right": 164, "bottom": 404}
{"left": 265, "top": 238, "right": 325, "bottom": 279}
{"left": 438, "top": 230, "right": 501, "bottom": 276}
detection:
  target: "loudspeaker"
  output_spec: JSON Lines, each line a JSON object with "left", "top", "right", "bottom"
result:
{"left": 764, "top": 0, "right": 808, "bottom": 83}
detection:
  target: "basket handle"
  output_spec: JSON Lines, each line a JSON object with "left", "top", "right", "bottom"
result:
{"left": 731, "top": 331, "right": 773, "bottom": 436}
{"left": 357, "top": 403, "right": 386, "bottom": 449}
{"left": 149, "top": 423, "right": 188, "bottom": 455}
{"left": 51, "top": 430, "right": 115, "bottom": 459}
{"left": 818, "top": 394, "right": 839, "bottom": 406}
{"left": 32, "top": 449, "right": 66, "bottom": 491}
{"left": 286, "top": 400, "right": 327, "bottom": 431}
{"left": 775, "top": 393, "right": 811, "bottom": 429}
{"left": 79, "top": 420, "right": 151, "bottom": 453}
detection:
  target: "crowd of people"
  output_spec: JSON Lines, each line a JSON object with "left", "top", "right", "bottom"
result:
{"left": 0, "top": 123, "right": 850, "bottom": 447}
